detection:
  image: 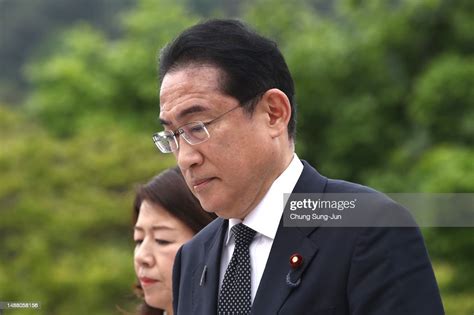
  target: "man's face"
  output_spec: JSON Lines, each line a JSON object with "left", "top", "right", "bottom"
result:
{"left": 159, "top": 65, "right": 275, "bottom": 219}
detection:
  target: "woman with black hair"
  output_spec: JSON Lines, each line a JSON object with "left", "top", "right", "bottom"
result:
{"left": 132, "top": 167, "right": 215, "bottom": 315}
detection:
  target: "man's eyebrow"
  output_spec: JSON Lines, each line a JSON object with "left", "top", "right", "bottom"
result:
{"left": 159, "top": 105, "right": 209, "bottom": 126}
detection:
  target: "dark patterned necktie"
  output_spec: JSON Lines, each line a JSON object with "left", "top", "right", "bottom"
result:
{"left": 218, "top": 223, "right": 256, "bottom": 315}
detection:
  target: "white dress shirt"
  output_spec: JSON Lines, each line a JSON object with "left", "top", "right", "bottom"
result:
{"left": 219, "top": 154, "right": 304, "bottom": 302}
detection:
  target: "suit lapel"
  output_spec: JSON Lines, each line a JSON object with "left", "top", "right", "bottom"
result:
{"left": 251, "top": 224, "right": 319, "bottom": 314}
{"left": 251, "top": 161, "right": 328, "bottom": 314}
{"left": 196, "top": 218, "right": 228, "bottom": 315}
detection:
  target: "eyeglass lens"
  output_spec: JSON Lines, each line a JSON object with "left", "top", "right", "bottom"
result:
{"left": 180, "top": 122, "right": 210, "bottom": 144}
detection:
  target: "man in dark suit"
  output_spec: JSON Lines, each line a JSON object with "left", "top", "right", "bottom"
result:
{"left": 153, "top": 19, "right": 444, "bottom": 315}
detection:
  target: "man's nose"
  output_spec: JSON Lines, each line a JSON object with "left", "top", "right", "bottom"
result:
{"left": 175, "top": 137, "right": 204, "bottom": 171}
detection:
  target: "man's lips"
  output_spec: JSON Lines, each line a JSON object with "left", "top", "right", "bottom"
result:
{"left": 139, "top": 277, "right": 159, "bottom": 286}
{"left": 191, "top": 177, "right": 216, "bottom": 191}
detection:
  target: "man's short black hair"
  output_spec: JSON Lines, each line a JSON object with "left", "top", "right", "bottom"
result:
{"left": 159, "top": 19, "right": 296, "bottom": 139}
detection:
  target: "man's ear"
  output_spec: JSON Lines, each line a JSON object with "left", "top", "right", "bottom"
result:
{"left": 258, "top": 88, "right": 291, "bottom": 138}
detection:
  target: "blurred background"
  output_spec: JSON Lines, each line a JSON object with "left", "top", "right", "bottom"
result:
{"left": 0, "top": 0, "right": 473, "bottom": 313}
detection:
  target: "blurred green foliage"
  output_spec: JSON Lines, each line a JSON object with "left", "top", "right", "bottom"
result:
{"left": 0, "top": 0, "right": 133, "bottom": 103}
{"left": 0, "top": 105, "right": 175, "bottom": 313}
{"left": 25, "top": 0, "right": 197, "bottom": 137}
{"left": 1, "top": 0, "right": 473, "bottom": 313}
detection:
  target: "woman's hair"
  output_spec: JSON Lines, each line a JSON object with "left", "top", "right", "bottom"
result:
{"left": 132, "top": 166, "right": 216, "bottom": 315}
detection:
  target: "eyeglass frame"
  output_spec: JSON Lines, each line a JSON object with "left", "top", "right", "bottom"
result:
{"left": 152, "top": 105, "right": 242, "bottom": 153}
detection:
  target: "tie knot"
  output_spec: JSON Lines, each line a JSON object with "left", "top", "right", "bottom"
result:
{"left": 231, "top": 223, "right": 256, "bottom": 247}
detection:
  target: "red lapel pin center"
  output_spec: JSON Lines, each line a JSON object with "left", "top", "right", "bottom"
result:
{"left": 289, "top": 253, "right": 303, "bottom": 269}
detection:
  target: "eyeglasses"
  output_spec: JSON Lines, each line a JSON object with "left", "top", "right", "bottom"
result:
{"left": 152, "top": 106, "right": 241, "bottom": 153}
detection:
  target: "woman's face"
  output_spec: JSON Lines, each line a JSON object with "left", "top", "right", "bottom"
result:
{"left": 134, "top": 200, "right": 194, "bottom": 313}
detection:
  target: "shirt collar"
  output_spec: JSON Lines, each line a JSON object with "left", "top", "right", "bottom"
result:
{"left": 225, "top": 153, "right": 303, "bottom": 244}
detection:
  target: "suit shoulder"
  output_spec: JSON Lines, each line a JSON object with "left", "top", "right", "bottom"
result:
{"left": 182, "top": 217, "right": 224, "bottom": 250}
{"left": 326, "top": 178, "right": 392, "bottom": 204}
{"left": 325, "top": 178, "right": 379, "bottom": 193}
{"left": 301, "top": 160, "right": 400, "bottom": 209}
{"left": 326, "top": 178, "right": 416, "bottom": 225}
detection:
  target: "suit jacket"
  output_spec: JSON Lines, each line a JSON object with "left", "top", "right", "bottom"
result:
{"left": 173, "top": 161, "right": 444, "bottom": 315}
